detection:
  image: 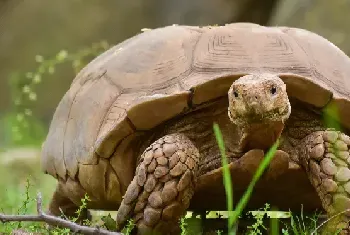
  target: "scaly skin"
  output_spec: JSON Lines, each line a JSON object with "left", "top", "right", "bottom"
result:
{"left": 298, "top": 130, "right": 350, "bottom": 234}
{"left": 116, "top": 134, "right": 200, "bottom": 234}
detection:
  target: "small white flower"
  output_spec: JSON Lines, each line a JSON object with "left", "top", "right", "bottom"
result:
{"left": 33, "top": 74, "right": 41, "bottom": 83}
{"left": 29, "top": 92, "right": 37, "bottom": 101}
{"left": 22, "top": 85, "right": 30, "bottom": 93}
{"left": 35, "top": 55, "right": 44, "bottom": 63}
{"left": 24, "top": 109, "right": 32, "bottom": 116}
{"left": 16, "top": 114, "right": 24, "bottom": 122}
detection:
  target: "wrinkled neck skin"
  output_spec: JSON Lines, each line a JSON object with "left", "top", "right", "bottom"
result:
{"left": 238, "top": 120, "right": 285, "bottom": 152}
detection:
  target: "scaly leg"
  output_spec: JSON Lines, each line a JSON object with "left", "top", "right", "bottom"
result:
{"left": 116, "top": 133, "right": 200, "bottom": 235}
{"left": 298, "top": 130, "right": 350, "bottom": 234}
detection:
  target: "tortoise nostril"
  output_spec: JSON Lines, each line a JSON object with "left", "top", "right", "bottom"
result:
{"left": 255, "top": 96, "right": 258, "bottom": 99}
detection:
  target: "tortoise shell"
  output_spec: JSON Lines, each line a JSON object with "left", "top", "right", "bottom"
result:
{"left": 41, "top": 23, "right": 350, "bottom": 189}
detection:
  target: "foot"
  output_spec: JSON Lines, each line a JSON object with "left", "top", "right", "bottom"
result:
{"left": 299, "top": 130, "right": 350, "bottom": 234}
{"left": 116, "top": 133, "right": 200, "bottom": 235}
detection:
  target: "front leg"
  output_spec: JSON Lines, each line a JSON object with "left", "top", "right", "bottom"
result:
{"left": 116, "top": 133, "right": 200, "bottom": 235}
{"left": 299, "top": 130, "right": 350, "bottom": 234}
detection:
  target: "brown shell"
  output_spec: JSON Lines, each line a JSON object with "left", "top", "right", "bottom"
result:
{"left": 41, "top": 23, "right": 350, "bottom": 180}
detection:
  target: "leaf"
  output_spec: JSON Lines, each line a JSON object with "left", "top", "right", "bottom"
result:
{"left": 101, "top": 213, "right": 117, "bottom": 231}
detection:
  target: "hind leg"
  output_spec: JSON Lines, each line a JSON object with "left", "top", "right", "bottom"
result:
{"left": 298, "top": 130, "right": 350, "bottom": 234}
{"left": 116, "top": 133, "right": 200, "bottom": 235}
{"left": 47, "top": 182, "right": 91, "bottom": 223}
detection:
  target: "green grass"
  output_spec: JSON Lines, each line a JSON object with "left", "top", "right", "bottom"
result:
{"left": 0, "top": 148, "right": 56, "bottom": 233}
{"left": 213, "top": 123, "right": 234, "bottom": 233}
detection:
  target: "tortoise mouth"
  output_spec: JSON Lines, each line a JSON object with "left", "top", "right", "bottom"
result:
{"left": 229, "top": 103, "right": 291, "bottom": 126}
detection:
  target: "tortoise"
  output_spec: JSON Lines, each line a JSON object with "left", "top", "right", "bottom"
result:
{"left": 41, "top": 22, "right": 350, "bottom": 234}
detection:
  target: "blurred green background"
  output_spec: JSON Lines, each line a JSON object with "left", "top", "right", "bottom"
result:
{"left": 1, "top": 0, "right": 350, "bottom": 147}
{"left": 0, "top": 0, "right": 349, "bottom": 232}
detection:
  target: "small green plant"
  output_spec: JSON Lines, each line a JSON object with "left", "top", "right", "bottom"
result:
{"left": 247, "top": 203, "right": 270, "bottom": 235}
{"left": 74, "top": 194, "right": 91, "bottom": 224}
{"left": 278, "top": 207, "right": 320, "bottom": 235}
{"left": 0, "top": 178, "right": 48, "bottom": 233}
{"left": 180, "top": 217, "right": 188, "bottom": 235}
{"left": 101, "top": 213, "right": 118, "bottom": 231}
{"left": 123, "top": 219, "right": 136, "bottom": 235}
{"left": 50, "top": 193, "right": 92, "bottom": 234}
{"left": 4, "top": 40, "right": 110, "bottom": 148}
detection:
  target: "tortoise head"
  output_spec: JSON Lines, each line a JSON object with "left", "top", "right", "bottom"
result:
{"left": 228, "top": 73, "right": 291, "bottom": 127}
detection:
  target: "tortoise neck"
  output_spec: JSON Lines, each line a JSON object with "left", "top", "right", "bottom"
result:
{"left": 239, "top": 120, "right": 285, "bottom": 152}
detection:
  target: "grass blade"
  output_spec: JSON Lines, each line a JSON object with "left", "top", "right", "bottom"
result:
{"left": 323, "top": 102, "right": 341, "bottom": 131}
{"left": 213, "top": 123, "right": 235, "bottom": 235}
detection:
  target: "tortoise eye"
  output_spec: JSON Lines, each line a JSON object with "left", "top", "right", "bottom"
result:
{"left": 233, "top": 91, "right": 239, "bottom": 98}
{"left": 270, "top": 86, "right": 277, "bottom": 95}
